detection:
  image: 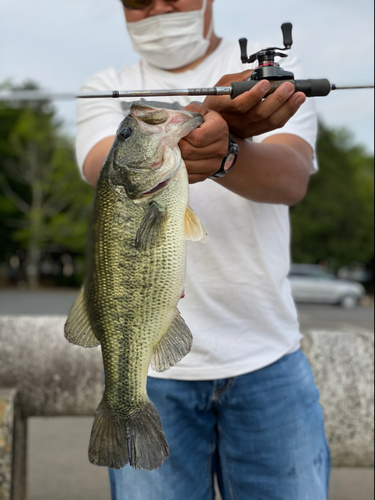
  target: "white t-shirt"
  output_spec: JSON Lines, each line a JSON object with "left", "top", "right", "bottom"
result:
{"left": 76, "top": 39, "right": 318, "bottom": 381}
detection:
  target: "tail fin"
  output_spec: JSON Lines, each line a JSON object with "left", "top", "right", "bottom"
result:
{"left": 88, "top": 400, "right": 169, "bottom": 471}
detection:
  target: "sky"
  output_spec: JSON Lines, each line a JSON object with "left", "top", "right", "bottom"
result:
{"left": 0, "top": 0, "right": 374, "bottom": 153}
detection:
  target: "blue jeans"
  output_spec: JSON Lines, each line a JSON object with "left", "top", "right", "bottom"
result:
{"left": 109, "top": 350, "right": 331, "bottom": 500}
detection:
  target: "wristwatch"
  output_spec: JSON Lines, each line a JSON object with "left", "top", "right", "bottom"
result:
{"left": 210, "top": 134, "right": 239, "bottom": 179}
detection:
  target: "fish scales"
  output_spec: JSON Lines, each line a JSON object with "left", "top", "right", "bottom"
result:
{"left": 88, "top": 167, "right": 188, "bottom": 412}
{"left": 64, "top": 102, "right": 206, "bottom": 471}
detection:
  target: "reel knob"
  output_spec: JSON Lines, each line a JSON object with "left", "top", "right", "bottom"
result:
{"left": 281, "top": 23, "right": 293, "bottom": 50}
{"left": 239, "top": 38, "right": 249, "bottom": 63}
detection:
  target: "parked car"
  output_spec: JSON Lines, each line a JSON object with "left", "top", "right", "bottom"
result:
{"left": 289, "top": 264, "right": 366, "bottom": 309}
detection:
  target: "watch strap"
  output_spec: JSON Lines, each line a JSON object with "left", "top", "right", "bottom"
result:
{"left": 210, "top": 135, "right": 239, "bottom": 179}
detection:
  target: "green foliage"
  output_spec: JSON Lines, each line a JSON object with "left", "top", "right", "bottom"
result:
{"left": 291, "top": 121, "right": 374, "bottom": 270}
{"left": 0, "top": 81, "right": 94, "bottom": 286}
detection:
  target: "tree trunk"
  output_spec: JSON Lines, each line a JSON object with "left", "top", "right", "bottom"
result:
{"left": 26, "top": 143, "right": 43, "bottom": 289}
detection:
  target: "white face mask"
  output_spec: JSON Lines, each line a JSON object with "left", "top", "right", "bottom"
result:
{"left": 126, "top": 0, "right": 213, "bottom": 70}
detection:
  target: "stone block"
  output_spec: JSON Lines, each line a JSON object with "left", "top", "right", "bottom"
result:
{"left": 302, "top": 329, "right": 374, "bottom": 467}
{"left": 0, "top": 316, "right": 104, "bottom": 418}
{"left": 0, "top": 388, "right": 16, "bottom": 500}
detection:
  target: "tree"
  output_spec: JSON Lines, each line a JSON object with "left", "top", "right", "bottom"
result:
{"left": 291, "top": 121, "right": 374, "bottom": 272}
{"left": 0, "top": 82, "right": 93, "bottom": 287}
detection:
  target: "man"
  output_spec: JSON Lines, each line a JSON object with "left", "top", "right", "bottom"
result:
{"left": 76, "top": 0, "right": 331, "bottom": 499}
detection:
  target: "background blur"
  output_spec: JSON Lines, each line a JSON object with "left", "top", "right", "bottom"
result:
{"left": 0, "top": 0, "right": 374, "bottom": 499}
{"left": 0, "top": 0, "right": 374, "bottom": 290}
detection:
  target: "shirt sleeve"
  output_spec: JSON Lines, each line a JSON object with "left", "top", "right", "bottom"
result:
{"left": 76, "top": 68, "right": 126, "bottom": 179}
{"left": 252, "top": 55, "right": 319, "bottom": 174}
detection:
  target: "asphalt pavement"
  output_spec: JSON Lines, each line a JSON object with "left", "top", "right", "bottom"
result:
{"left": 0, "top": 287, "right": 373, "bottom": 500}
{"left": 27, "top": 417, "right": 374, "bottom": 500}
{"left": 0, "top": 287, "right": 373, "bottom": 331}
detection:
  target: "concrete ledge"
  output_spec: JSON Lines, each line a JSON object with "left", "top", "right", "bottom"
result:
{"left": 0, "top": 316, "right": 373, "bottom": 471}
{"left": 301, "top": 329, "right": 374, "bottom": 467}
{"left": 0, "top": 316, "right": 103, "bottom": 418}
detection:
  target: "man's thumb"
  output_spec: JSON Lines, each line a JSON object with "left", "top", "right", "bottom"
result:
{"left": 183, "top": 102, "right": 207, "bottom": 116}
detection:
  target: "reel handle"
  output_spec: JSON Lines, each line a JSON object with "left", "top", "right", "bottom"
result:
{"left": 281, "top": 23, "right": 293, "bottom": 49}
{"left": 230, "top": 79, "right": 332, "bottom": 99}
{"left": 239, "top": 38, "right": 249, "bottom": 64}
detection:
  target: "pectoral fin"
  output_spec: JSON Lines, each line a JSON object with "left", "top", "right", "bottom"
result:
{"left": 185, "top": 206, "right": 209, "bottom": 243}
{"left": 150, "top": 310, "right": 193, "bottom": 372}
{"left": 135, "top": 202, "right": 168, "bottom": 251}
{"left": 64, "top": 287, "right": 100, "bottom": 348}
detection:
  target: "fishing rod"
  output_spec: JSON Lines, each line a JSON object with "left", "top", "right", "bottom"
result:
{"left": 0, "top": 23, "right": 374, "bottom": 102}
{"left": 0, "top": 84, "right": 373, "bottom": 102}
{"left": 75, "top": 83, "right": 374, "bottom": 100}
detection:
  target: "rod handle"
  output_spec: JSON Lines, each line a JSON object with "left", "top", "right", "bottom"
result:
{"left": 230, "top": 79, "right": 332, "bottom": 99}
{"left": 295, "top": 79, "right": 332, "bottom": 97}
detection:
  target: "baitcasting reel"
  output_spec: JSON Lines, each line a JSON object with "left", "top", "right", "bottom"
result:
{"left": 231, "top": 23, "right": 333, "bottom": 98}
{"left": 240, "top": 22, "right": 295, "bottom": 81}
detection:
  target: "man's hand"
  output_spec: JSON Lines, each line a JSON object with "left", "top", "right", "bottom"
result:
{"left": 203, "top": 70, "right": 306, "bottom": 138}
{"left": 179, "top": 103, "right": 229, "bottom": 184}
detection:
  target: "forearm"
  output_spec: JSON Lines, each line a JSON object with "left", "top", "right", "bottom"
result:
{"left": 216, "top": 135, "right": 312, "bottom": 206}
{"left": 83, "top": 136, "right": 115, "bottom": 187}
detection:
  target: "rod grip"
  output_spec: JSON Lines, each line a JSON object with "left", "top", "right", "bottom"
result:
{"left": 294, "top": 79, "right": 332, "bottom": 97}
{"left": 230, "top": 78, "right": 332, "bottom": 99}
{"left": 230, "top": 80, "right": 258, "bottom": 99}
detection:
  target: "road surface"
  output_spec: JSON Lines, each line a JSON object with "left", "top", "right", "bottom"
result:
{"left": 0, "top": 288, "right": 373, "bottom": 331}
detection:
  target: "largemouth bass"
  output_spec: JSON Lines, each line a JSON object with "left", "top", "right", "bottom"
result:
{"left": 64, "top": 102, "right": 205, "bottom": 471}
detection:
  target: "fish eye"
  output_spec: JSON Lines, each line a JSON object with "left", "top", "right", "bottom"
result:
{"left": 118, "top": 127, "right": 133, "bottom": 140}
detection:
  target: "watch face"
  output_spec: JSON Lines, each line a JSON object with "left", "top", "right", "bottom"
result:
{"left": 224, "top": 153, "right": 235, "bottom": 172}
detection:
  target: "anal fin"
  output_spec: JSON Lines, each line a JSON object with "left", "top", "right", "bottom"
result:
{"left": 151, "top": 310, "right": 192, "bottom": 372}
{"left": 64, "top": 287, "right": 100, "bottom": 348}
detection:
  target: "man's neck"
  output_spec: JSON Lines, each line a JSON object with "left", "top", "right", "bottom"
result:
{"left": 168, "top": 34, "right": 222, "bottom": 74}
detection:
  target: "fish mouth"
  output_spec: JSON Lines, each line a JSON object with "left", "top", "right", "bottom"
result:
{"left": 150, "top": 159, "right": 164, "bottom": 170}
{"left": 141, "top": 146, "right": 182, "bottom": 197}
{"left": 134, "top": 107, "right": 203, "bottom": 146}
{"left": 165, "top": 110, "right": 203, "bottom": 138}
{"left": 141, "top": 178, "right": 171, "bottom": 197}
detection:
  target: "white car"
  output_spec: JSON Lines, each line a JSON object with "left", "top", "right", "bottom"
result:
{"left": 289, "top": 264, "right": 366, "bottom": 309}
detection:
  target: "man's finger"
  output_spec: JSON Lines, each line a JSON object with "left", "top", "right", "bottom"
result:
{"left": 180, "top": 138, "right": 227, "bottom": 160}
{"left": 183, "top": 114, "right": 228, "bottom": 149}
{"left": 183, "top": 128, "right": 228, "bottom": 151}
{"left": 183, "top": 102, "right": 208, "bottom": 116}
{"left": 186, "top": 158, "right": 221, "bottom": 179}
{"left": 257, "top": 92, "right": 306, "bottom": 131}
{"left": 247, "top": 82, "right": 296, "bottom": 122}
{"left": 229, "top": 80, "right": 271, "bottom": 115}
